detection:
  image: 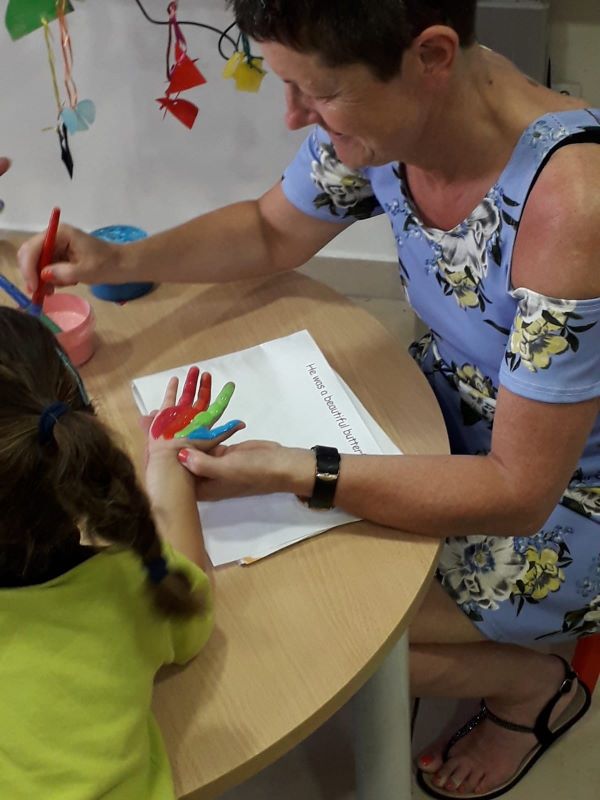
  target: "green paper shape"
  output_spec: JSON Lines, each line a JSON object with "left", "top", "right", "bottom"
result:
{"left": 6, "top": 0, "right": 74, "bottom": 41}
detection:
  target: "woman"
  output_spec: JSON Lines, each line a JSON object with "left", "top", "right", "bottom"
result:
{"left": 19, "top": 2, "right": 600, "bottom": 797}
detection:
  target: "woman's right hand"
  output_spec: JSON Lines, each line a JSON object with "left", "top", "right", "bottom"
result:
{"left": 17, "top": 224, "right": 127, "bottom": 293}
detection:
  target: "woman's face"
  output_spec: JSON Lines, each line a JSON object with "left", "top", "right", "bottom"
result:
{"left": 261, "top": 40, "right": 435, "bottom": 169}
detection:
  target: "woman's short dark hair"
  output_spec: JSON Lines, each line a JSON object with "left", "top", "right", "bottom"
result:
{"left": 228, "top": 1, "right": 478, "bottom": 81}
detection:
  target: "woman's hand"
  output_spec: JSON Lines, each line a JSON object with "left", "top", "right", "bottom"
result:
{"left": 178, "top": 440, "right": 315, "bottom": 501}
{"left": 17, "top": 223, "right": 127, "bottom": 293}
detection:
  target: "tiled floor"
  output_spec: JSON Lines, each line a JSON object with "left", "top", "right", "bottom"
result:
{"left": 1, "top": 234, "right": 598, "bottom": 798}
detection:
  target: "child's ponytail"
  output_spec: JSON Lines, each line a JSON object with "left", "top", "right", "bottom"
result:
{"left": 49, "top": 409, "right": 204, "bottom": 617}
{"left": 0, "top": 307, "right": 202, "bottom": 616}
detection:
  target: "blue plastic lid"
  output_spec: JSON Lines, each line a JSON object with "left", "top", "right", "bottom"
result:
{"left": 90, "top": 225, "right": 148, "bottom": 244}
{"left": 90, "top": 225, "right": 154, "bottom": 302}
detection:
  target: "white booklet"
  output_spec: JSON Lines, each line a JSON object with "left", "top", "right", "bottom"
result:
{"left": 131, "top": 330, "right": 401, "bottom": 566}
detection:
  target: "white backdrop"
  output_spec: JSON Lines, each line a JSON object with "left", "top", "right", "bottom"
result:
{"left": 0, "top": 0, "right": 397, "bottom": 260}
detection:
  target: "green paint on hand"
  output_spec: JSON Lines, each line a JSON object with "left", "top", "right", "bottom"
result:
{"left": 175, "top": 382, "right": 235, "bottom": 438}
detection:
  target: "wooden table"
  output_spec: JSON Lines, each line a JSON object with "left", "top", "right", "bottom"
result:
{"left": 4, "top": 265, "right": 449, "bottom": 798}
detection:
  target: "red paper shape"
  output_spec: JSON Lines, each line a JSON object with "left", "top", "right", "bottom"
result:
{"left": 167, "top": 53, "right": 207, "bottom": 94}
{"left": 156, "top": 96, "right": 198, "bottom": 129}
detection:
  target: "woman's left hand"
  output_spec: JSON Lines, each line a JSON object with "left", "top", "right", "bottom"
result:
{"left": 177, "top": 439, "right": 315, "bottom": 501}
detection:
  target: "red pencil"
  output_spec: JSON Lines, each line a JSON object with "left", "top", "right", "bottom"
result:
{"left": 31, "top": 206, "right": 61, "bottom": 313}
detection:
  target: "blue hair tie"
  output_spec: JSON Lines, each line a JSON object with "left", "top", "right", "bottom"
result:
{"left": 38, "top": 401, "right": 71, "bottom": 445}
{"left": 145, "top": 556, "right": 169, "bottom": 585}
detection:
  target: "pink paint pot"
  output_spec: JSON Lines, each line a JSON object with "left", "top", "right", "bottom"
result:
{"left": 43, "top": 293, "right": 96, "bottom": 368}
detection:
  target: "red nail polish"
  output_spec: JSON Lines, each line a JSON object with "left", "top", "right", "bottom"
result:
{"left": 177, "top": 449, "right": 189, "bottom": 464}
{"left": 420, "top": 755, "right": 434, "bottom": 767}
{"left": 41, "top": 267, "right": 54, "bottom": 282}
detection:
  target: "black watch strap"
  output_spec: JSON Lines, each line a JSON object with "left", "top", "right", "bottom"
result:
{"left": 308, "top": 445, "right": 340, "bottom": 510}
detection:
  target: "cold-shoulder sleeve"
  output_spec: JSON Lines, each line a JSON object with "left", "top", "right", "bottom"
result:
{"left": 281, "top": 126, "right": 383, "bottom": 223}
{"left": 499, "top": 287, "right": 600, "bottom": 402}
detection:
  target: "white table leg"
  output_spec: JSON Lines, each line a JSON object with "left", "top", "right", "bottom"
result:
{"left": 353, "top": 632, "right": 412, "bottom": 800}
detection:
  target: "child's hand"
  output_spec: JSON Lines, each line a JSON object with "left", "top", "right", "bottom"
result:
{"left": 147, "top": 368, "right": 245, "bottom": 458}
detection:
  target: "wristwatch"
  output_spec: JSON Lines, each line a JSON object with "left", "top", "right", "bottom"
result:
{"left": 301, "top": 445, "right": 341, "bottom": 510}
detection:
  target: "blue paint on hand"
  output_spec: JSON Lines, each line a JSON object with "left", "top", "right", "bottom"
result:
{"left": 185, "top": 419, "right": 242, "bottom": 441}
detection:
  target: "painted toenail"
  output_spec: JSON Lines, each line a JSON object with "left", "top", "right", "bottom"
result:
{"left": 420, "top": 755, "right": 434, "bottom": 767}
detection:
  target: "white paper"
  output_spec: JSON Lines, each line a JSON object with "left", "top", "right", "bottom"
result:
{"left": 132, "top": 330, "right": 401, "bottom": 565}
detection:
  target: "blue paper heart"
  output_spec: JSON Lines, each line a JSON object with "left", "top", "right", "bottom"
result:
{"left": 59, "top": 100, "right": 96, "bottom": 135}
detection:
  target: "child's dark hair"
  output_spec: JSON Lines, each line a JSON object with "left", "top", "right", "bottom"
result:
{"left": 0, "top": 307, "right": 201, "bottom": 616}
{"left": 229, "top": 1, "right": 478, "bottom": 81}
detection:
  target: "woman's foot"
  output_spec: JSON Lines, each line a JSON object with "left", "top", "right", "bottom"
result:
{"left": 417, "top": 656, "right": 578, "bottom": 796}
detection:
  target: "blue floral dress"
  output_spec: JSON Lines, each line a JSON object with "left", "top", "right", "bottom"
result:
{"left": 282, "top": 110, "right": 600, "bottom": 644}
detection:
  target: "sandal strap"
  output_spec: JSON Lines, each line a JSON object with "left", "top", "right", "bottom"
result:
{"left": 442, "top": 656, "right": 579, "bottom": 761}
{"left": 484, "top": 655, "right": 577, "bottom": 748}
{"left": 442, "top": 705, "right": 487, "bottom": 760}
{"left": 482, "top": 701, "right": 536, "bottom": 734}
{"left": 533, "top": 655, "right": 576, "bottom": 748}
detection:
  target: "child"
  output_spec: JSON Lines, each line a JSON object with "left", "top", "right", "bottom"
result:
{"left": 0, "top": 306, "right": 237, "bottom": 799}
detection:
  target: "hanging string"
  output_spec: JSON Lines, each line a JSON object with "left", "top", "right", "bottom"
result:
{"left": 42, "top": 18, "right": 63, "bottom": 116}
{"left": 133, "top": 0, "right": 238, "bottom": 60}
{"left": 219, "top": 20, "right": 239, "bottom": 60}
{"left": 56, "top": 0, "right": 78, "bottom": 109}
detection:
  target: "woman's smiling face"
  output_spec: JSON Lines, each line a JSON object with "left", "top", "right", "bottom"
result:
{"left": 261, "top": 39, "right": 444, "bottom": 169}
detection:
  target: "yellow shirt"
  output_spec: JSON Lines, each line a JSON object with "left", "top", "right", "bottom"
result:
{"left": 0, "top": 544, "right": 213, "bottom": 799}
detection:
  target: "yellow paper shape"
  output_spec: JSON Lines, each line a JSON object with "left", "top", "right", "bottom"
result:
{"left": 223, "top": 51, "right": 267, "bottom": 93}
{"left": 222, "top": 51, "right": 244, "bottom": 79}
{"left": 234, "top": 59, "right": 267, "bottom": 93}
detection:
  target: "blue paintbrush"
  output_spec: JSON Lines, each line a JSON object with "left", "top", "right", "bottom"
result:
{"left": 0, "top": 273, "right": 62, "bottom": 333}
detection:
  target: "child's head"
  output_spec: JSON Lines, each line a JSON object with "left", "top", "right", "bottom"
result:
{"left": 0, "top": 307, "right": 201, "bottom": 615}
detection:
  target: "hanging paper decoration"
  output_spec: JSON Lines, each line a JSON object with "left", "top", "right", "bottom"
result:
{"left": 5, "top": 1, "right": 95, "bottom": 179}
{"left": 55, "top": 0, "right": 96, "bottom": 137}
{"left": 5, "top": 0, "right": 73, "bottom": 41}
{"left": 42, "top": 17, "right": 74, "bottom": 177}
{"left": 134, "top": 1, "right": 268, "bottom": 128}
{"left": 156, "top": 96, "right": 199, "bottom": 130}
{"left": 222, "top": 34, "right": 267, "bottom": 93}
{"left": 156, "top": 2, "right": 206, "bottom": 130}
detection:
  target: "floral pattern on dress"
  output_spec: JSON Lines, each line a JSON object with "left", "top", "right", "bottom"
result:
{"left": 310, "top": 142, "right": 380, "bottom": 220}
{"left": 410, "top": 333, "right": 498, "bottom": 427}
{"left": 538, "top": 553, "right": 600, "bottom": 639}
{"left": 438, "top": 536, "right": 528, "bottom": 621}
{"left": 538, "top": 594, "right": 600, "bottom": 639}
{"left": 453, "top": 363, "right": 497, "bottom": 425}
{"left": 562, "top": 470, "right": 600, "bottom": 520}
{"left": 505, "top": 290, "right": 596, "bottom": 373}
{"left": 509, "top": 547, "right": 569, "bottom": 612}
{"left": 527, "top": 118, "right": 570, "bottom": 157}
{"left": 408, "top": 330, "right": 434, "bottom": 367}
{"left": 439, "top": 525, "right": 576, "bottom": 622}
{"left": 422, "top": 197, "right": 501, "bottom": 311}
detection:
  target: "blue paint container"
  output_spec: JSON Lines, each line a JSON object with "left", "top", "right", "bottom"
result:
{"left": 90, "top": 225, "right": 155, "bottom": 302}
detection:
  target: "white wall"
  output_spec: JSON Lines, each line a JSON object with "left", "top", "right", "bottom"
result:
{"left": 550, "top": 0, "right": 600, "bottom": 106}
{"left": 0, "top": 1, "right": 306, "bottom": 233}
{"left": 0, "top": 1, "right": 598, "bottom": 262}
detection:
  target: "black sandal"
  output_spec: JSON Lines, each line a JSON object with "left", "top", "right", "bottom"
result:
{"left": 417, "top": 655, "right": 592, "bottom": 800}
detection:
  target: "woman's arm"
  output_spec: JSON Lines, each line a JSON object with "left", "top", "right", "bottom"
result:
{"left": 180, "top": 145, "right": 600, "bottom": 539}
{"left": 17, "top": 183, "right": 345, "bottom": 289}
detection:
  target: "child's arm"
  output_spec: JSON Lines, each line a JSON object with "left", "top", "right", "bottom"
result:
{"left": 143, "top": 372, "right": 245, "bottom": 577}
{"left": 145, "top": 448, "right": 209, "bottom": 572}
